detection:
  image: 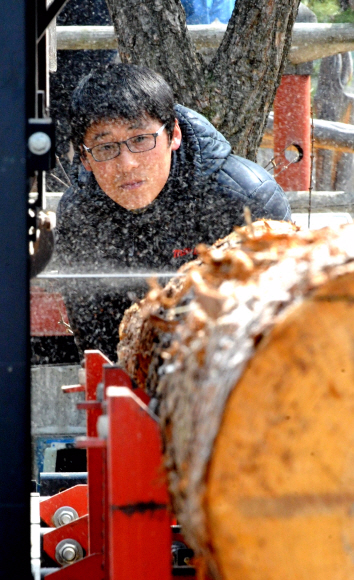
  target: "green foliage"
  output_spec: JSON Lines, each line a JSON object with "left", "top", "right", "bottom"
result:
{"left": 302, "top": 0, "right": 354, "bottom": 22}
{"left": 333, "top": 8, "right": 354, "bottom": 21}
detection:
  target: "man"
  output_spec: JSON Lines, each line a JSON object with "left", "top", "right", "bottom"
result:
{"left": 182, "top": 0, "right": 235, "bottom": 25}
{"left": 56, "top": 63, "right": 291, "bottom": 360}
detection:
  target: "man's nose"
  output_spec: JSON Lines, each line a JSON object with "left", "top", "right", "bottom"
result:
{"left": 117, "top": 144, "right": 140, "bottom": 168}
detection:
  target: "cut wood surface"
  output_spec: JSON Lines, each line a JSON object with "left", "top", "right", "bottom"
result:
{"left": 117, "top": 220, "right": 354, "bottom": 579}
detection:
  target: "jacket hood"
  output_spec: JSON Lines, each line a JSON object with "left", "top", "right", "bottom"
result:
{"left": 175, "top": 104, "right": 232, "bottom": 176}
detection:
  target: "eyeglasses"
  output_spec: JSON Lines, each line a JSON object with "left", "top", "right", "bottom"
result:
{"left": 82, "top": 123, "right": 167, "bottom": 162}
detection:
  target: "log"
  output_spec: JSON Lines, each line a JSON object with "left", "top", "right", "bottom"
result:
{"left": 117, "top": 220, "right": 354, "bottom": 579}
{"left": 290, "top": 23, "right": 354, "bottom": 64}
{"left": 285, "top": 189, "right": 354, "bottom": 212}
{"left": 262, "top": 113, "right": 354, "bottom": 154}
{"left": 56, "top": 23, "right": 354, "bottom": 65}
{"left": 34, "top": 190, "right": 354, "bottom": 214}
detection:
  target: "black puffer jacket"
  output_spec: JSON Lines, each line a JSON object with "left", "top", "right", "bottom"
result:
{"left": 56, "top": 105, "right": 291, "bottom": 359}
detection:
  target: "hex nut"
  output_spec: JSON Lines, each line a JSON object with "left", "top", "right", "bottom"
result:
{"left": 52, "top": 506, "right": 79, "bottom": 528}
{"left": 55, "top": 539, "right": 84, "bottom": 565}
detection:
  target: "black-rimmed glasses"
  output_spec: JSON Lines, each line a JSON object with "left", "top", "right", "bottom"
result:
{"left": 82, "top": 123, "right": 167, "bottom": 162}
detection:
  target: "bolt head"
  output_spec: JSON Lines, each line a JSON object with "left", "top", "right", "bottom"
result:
{"left": 61, "top": 545, "right": 77, "bottom": 562}
{"left": 53, "top": 505, "right": 79, "bottom": 528}
{"left": 28, "top": 131, "right": 51, "bottom": 155}
{"left": 55, "top": 538, "right": 83, "bottom": 565}
{"left": 59, "top": 511, "right": 73, "bottom": 525}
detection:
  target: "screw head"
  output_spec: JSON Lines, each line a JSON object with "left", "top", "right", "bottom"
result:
{"left": 28, "top": 131, "right": 51, "bottom": 155}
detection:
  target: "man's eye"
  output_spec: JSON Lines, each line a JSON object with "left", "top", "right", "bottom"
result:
{"left": 97, "top": 143, "right": 117, "bottom": 152}
{"left": 130, "top": 135, "right": 148, "bottom": 144}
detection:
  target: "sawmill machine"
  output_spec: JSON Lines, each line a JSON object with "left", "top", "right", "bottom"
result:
{"left": 0, "top": 0, "right": 67, "bottom": 576}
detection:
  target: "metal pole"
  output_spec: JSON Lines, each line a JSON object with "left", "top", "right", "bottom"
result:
{"left": 0, "top": 0, "right": 32, "bottom": 577}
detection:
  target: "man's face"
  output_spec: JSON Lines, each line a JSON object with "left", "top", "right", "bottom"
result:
{"left": 81, "top": 115, "right": 181, "bottom": 210}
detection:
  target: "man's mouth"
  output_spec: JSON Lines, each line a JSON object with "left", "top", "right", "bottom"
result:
{"left": 119, "top": 180, "right": 145, "bottom": 191}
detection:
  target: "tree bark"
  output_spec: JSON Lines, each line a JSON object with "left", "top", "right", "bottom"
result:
{"left": 205, "top": 0, "right": 299, "bottom": 157}
{"left": 118, "top": 220, "right": 354, "bottom": 579}
{"left": 105, "top": 0, "right": 300, "bottom": 159}
{"left": 105, "top": 0, "right": 206, "bottom": 109}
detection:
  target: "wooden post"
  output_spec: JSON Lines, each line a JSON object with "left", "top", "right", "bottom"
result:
{"left": 273, "top": 75, "right": 311, "bottom": 191}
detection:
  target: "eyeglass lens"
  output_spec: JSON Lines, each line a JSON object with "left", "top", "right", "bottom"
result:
{"left": 92, "top": 134, "right": 157, "bottom": 161}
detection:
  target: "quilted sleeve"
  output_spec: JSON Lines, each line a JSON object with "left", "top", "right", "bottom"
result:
{"left": 215, "top": 154, "right": 292, "bottom": 222}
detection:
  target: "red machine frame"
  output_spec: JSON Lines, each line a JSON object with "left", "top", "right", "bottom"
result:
{"left": 40, "top": 350, "right": 196, "bottom": 579}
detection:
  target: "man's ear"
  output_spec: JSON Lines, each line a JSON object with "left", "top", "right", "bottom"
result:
{"left": 80, "top": 148, "right": 92, "bottom": 172}
{"left": 171, "top": 119, "right": 182, "bottom": 151}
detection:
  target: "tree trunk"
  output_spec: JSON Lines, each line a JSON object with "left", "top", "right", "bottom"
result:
{"left": 105, "top": 0, "right": 300, "bottom": 159}
{"left": 118, "top": 220, "right": 354, "bottom": 579}
{"left": 105, "top": 0, "right": 206, "bottom": 109}
{"left": 205, "top": 0, "right": 299, "bottom": 157}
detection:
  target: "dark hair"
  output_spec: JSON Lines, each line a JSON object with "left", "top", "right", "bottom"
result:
{"left": 70, "top": 63, "right": 176, "bottom": 152}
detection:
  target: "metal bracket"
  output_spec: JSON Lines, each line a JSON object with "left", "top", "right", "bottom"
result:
{"left": 37, "top": 0, "right": 71, "bottom": 43}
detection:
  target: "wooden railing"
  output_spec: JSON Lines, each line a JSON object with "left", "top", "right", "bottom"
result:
{"left": 262, "top": 114, "right": 354, "bottom": 154}
{"left": 55, "top": 23, "right": 354, "bottom": 65}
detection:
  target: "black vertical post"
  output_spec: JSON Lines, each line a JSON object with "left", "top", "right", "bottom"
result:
{"left": 0, "top": 0, "right": 32, "bottom": 576}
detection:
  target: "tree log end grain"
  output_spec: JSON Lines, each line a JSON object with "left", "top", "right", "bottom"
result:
{"left": 117, "top": 220, "right": 354, "bottom": 579}
{"left": 207, "top": 271, "right": 354, "bottom": 580}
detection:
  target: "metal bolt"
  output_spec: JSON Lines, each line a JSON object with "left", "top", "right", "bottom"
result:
{"left": 60, "top": 512, "right": 73, "bottom": 526}
{"left": 97, "top": 414, "right": 108, "bottom": 439}
{"left": 52, "top": 506, "right": 79, "bottom": 528}
{"left": 28, "top": 131, "right": 51, "bottom": 155}
{"left": 55, "top": 539, "right": 84, "bottom": 565}
{"left": 78, "top": 367, "right": 86, "bottom": 385}
{"left": 61, "top": 545, "right": 77, "bottom": 562}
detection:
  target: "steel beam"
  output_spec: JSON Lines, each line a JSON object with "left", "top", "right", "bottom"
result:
{"left": 0, "top": 0, "right": 32, "bottom": 576}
